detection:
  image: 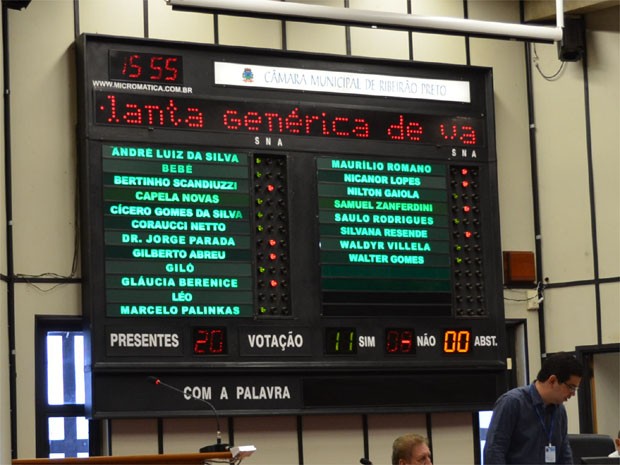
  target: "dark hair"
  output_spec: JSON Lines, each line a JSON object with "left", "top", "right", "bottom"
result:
{"left": 536, "top": 352, "right": 584, "bottom": 383}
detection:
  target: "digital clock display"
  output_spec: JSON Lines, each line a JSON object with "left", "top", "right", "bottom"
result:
{"left": 109, "top": 50, "right": 183, "bottom": 84}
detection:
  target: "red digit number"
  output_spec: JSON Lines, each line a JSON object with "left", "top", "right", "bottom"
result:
{"left": 124, "top": 54, "right": 142, "bottom": 79}
{"left": 193, "top": 329, "right": 209, "bottom": 354}
{"left": 150, "top": 56, "right": 163, "bottom": 81}
{"left": 400, "top": 330, "right": 413, "bottom": 353}
{"left": 164, "top": 57, "right": 179, "bottom": 82}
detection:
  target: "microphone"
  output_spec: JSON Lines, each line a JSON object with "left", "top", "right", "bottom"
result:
{"left": 360, "top": 458, "right": 373, "bottom": 465}
{"left": 147, "top": 376, "right": 229, "bottom": 452}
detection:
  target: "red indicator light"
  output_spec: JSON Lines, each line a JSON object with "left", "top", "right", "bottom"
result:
{"left": 461, "top": 168, "right": 469, "bottom": 175}
{"left": 464, "top": 231, "right": 473, "bottom": 238}
{"left": 268, "top": 239, "right": 277, "bottom": 247}
{"left": 462, "top": 180, "right": 470, "bottom": 188}
{"left": 463, "top": 205, "right": 471, "bottom": 213}
{"left": 269, "top": 280, "right": 279, "bottom": 288}
{"left": 269, "top": 253, "right": 277, "bottom": 261}
{"left": 267, "top": 184, "right": 275, "bottom": 192}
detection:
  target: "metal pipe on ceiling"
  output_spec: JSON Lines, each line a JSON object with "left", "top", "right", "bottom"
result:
{"left": 166, "top": 0, "right": 564, "bottom": 42}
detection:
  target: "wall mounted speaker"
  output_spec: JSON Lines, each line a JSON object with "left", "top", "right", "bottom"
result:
{"left": 558, "top": 16, "right": 585, "bottom": 62}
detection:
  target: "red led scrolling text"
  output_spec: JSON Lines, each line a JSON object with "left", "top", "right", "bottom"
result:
{"left": 97, "top": 94, "right": 478, "bottom": 145}
{"left": 100, "top": 95, "right": 204, "bottom": 128}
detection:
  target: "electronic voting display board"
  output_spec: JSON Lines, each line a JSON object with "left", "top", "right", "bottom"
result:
{"left": 77, "top": 34, "right": 507, "bottom": 418}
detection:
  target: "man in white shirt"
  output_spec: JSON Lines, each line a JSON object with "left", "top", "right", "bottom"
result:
{"left": 609, "top": 430, "right": 620, "bottom": 457}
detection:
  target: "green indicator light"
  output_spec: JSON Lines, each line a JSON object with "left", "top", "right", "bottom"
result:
{"left": 256, "top": 171, "right": 262, "bottom": 178}
{"left": 258, "top": 266, "right": 266, "bottom": 273}
{"left": 452, "top": 193, "right": 459, "bottom": 200}
{"left": 255, "top": 158, "right": 262, "bottom": 164}
{"left": 257, "top": 225, "right": 264, "bottom": 232}
{"left": 256, "top": 212, "right": 264, "bottom": 219}
{"left": 256, "top": 198, "right": 264, "bottom": 205}
{"left": 453, "top": 218, "right": 460, "bottom": 225}
{"left": 455, "top": 245, "right": 462, "bottom": 251}
{"left": 455, "top": 257, "right": 463, "bottom": 264}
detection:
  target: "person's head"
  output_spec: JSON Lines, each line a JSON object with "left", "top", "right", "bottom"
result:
{"left": 391, "top": 433, "right": 432, "bottom": 465}
{"left": 536, "top": 352, "right": 584, "bottom": 404}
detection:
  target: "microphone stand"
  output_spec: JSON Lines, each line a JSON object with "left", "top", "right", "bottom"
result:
{"left": 148, "top": 376, "right": 229, "bottom": 452}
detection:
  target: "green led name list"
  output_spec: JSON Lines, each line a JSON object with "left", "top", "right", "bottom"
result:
{"left": 317, "top": 157, "right": 451, "bottom": 292}
{"left": 102, "top": 144, "right": 253, "bottom": 317}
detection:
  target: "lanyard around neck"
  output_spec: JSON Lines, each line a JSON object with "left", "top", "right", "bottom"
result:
{"left": 530, "top": 383, "right": 556, "bottom": 445}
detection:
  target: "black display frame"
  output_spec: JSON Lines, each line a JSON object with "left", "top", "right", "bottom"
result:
{"left": 77, "top": 33, "right": 507, "bottom": 418}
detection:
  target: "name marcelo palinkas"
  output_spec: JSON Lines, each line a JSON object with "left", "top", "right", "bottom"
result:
{"left": 119, "top": 305, "right": 240, "bottom": 316}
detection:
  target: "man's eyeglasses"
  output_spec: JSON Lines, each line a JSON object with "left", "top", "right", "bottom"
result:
{"left": 563, "top": 382, "right": 579, "bottom": 392}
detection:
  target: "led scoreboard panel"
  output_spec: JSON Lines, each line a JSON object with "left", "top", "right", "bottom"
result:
{"left": 77, "top": 34, "right": 507, "bottom": 418}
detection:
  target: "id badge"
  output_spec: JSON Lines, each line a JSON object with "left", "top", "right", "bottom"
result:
{"left": 545, "top": 445, "right": 556, "bottom": 463}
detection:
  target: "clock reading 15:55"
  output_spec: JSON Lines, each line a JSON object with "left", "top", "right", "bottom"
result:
{"left": 109, "top": 50, "right": 184, "bottom": 84}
